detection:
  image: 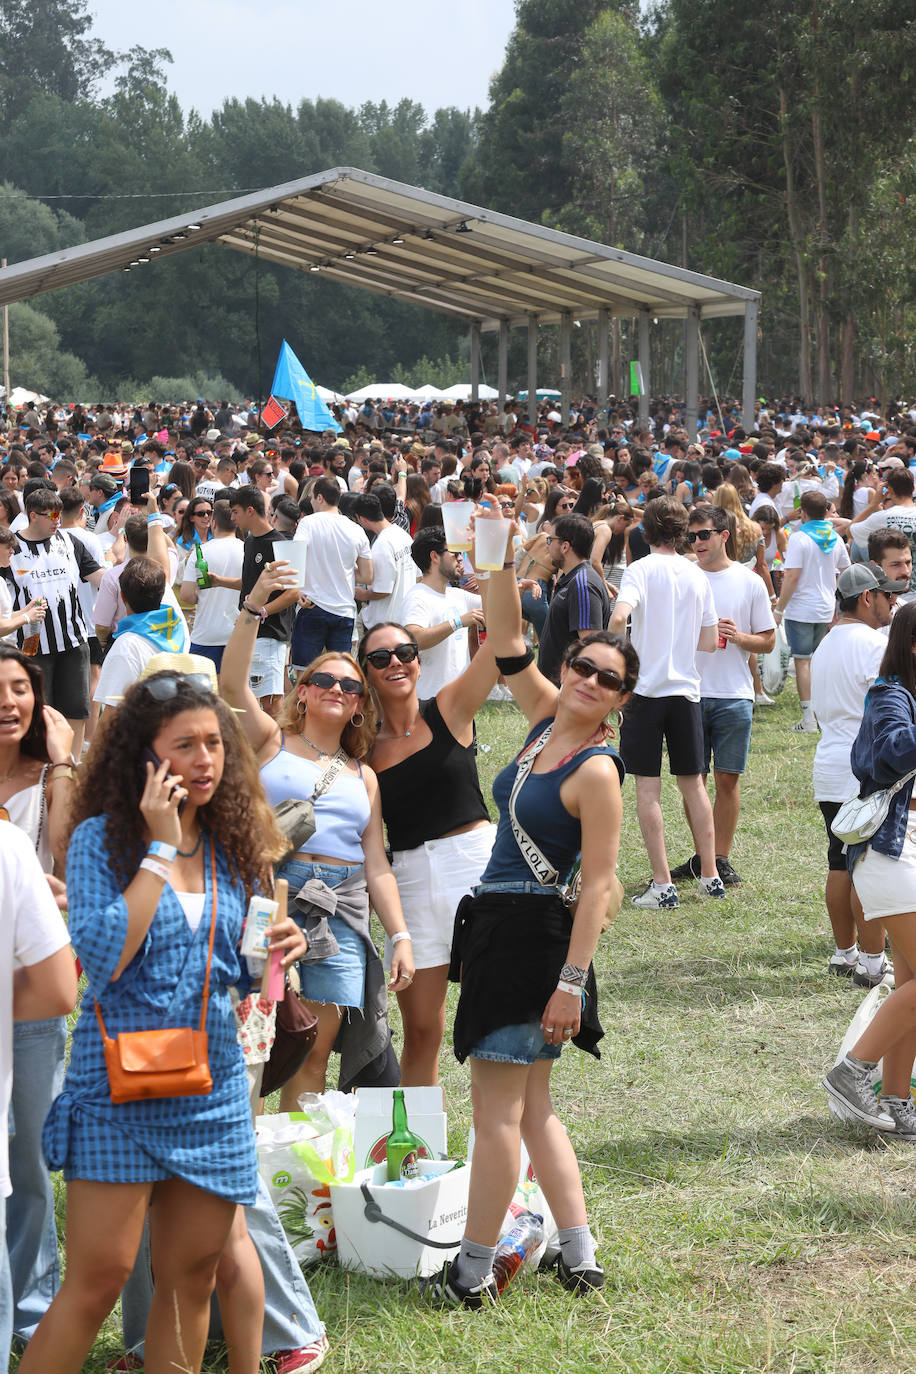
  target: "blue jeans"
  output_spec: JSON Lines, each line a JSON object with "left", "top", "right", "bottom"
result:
{"left": 0, "top": 1196, "right": 10, "bottom": 1373}
{"left": 521, "top": 579, "right": 549, "bottom": 637}
{"left": 9, "top": 1016, "right": 66, "bottom": 1340}
{"left": 291, "top": 604, "right": 354, "bottom": 670}
{"left": 700, "top": 697, "right": 754, "bottom": 775}
{"left": 121, "top": 1175, "right": 324, "bottom": 1356}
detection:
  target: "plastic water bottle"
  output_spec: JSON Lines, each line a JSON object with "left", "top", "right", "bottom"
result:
{"left": 492, "top": 1210, "right": 544, "bottom": 1293}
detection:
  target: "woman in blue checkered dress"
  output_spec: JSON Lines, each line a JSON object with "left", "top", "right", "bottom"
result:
{"left": 20, "top": 669, "right": 300, "bottom": 1374}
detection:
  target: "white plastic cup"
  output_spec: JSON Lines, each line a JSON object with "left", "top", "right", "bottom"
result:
{"left": 474, "top": 514, "right": 510, "bottom": 571}
{"left": 441, "top": 500, "right": 474, "bottom": 552}
{"left": 274, "top": 540, "right": 307, "bottom": 586}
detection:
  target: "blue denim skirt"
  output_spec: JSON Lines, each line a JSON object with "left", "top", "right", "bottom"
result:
{"left": 470, "top": 1021, "right": 562, "bottom": 1064}
{"left": 279, "top": 859, "right": 367, "bottom": 1010}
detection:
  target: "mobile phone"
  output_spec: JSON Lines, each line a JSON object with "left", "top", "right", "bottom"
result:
{"left": 139, "top": 745, "right": 186, "bottom": 816}
{"left": 129, "top": 467, "right": 151, "bottom": 505}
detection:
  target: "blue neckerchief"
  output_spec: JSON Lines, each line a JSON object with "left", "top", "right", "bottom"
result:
{"left": 96, "top": 491, "right": 122, "bottom": 517}
{"left": 799, "top": 519, "right": 837, "bottom": 552}
{"left": 115, "top": 605, "right": 188, "bottom": 653}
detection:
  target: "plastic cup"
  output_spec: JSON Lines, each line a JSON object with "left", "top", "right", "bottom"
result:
{"left": 441, "top": 500, "right": 474, "bottom": 552}
{"left": 474, "top": 514, "right": 510, "bottom": 571}
{"left": 274, "top": 540, "right": 307, "bottom": 586}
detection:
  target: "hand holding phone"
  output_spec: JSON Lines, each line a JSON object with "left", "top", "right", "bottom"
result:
{"left": 139, "top": 745, "right": 187, "bottom": 817}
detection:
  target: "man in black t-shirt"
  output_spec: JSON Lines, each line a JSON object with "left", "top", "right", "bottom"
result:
{"left": 227, "top": 485, "right": 299, "bottom": 717}
{"left": 537, "top": 514, "right": 611, "bottom": 683}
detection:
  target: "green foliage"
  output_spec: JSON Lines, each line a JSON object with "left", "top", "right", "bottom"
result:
{"left": 6, "top": 300, "right": 95, "bottom": 397}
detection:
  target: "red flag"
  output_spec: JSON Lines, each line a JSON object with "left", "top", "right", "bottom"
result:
{"left": 261, "top": 395, "right": 288, "bottom": 430}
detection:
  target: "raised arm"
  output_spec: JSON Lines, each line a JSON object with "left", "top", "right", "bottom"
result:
{"left": 478, "top": 514, "right": 558, "bottom": 725}
{"left": 219, "top": 563, "right": 296, "bottom": 756}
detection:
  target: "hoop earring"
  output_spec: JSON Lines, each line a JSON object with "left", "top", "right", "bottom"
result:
{"left": 351, "top": 711, "right": 365, "bottom": 727}
{"left": 296, "top": 699, "right": 307, "bottom": 717}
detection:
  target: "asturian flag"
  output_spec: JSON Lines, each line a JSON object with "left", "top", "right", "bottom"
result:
{"left": 270, "top": 341, "right": 341, "bottom": 433}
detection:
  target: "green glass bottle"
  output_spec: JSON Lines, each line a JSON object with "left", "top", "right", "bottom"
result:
{"left": 195, "top": 541, "right": 211, "bottom": 589}
{"left": 386, "top": 1088, "right": 421, "bottom": 1181}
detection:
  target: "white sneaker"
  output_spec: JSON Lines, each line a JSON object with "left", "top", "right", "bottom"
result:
{"left": 697, "top": 875, "right": 727, "bottom": 899}
{"left": 754, "top": 691, "right": 776, "bottom": 706}
{"left": 791, "top": 716, "right": 819, "bottom": 733}
{"left": 631, "top": 880, "right": 679, "bottom": 909}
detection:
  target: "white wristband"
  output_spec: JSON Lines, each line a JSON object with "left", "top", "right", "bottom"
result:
{"left": 140, "top": 856, "right": 171, "bottom": 883}
{"left": 557, "top": 979, "right": 585, "bottom": 998}
{"left": 447, "top": 610, "right": 463, "bottom": 633}
{"left": 391, "top": 931, "right": 412, "bottom": 945}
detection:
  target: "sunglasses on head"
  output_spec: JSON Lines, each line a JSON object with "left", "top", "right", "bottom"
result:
{"left": 568, "top": 656, "right": 625, "bottom": 692}
{"left": 363, "top": 642, "right": 420, "bottom": 670}
{"left": 307, "top": 670, "right": 364, "bottom": 696}
{"left": 138, "top": 672, "right": 215, "bottom": 701}
{"left": 685, "top": 529, "right": 717, "bottom": 543}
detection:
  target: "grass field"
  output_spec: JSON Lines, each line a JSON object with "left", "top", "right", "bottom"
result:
{"left": 19, "top": 684, "right": 916, "bottom": 1374}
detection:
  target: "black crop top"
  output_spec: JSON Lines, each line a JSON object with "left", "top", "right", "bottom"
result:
{"left": 376, "top": 697, "right": 490, "bottom": 851}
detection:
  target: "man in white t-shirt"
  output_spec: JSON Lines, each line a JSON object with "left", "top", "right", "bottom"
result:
{"left": 849, "top": 465, "right": 916, "bottom": 590}
{"left": 611, "top": 495, "right": 724, "bottom": 908}
{"left": 179, "top": 501, "right": 244, "bottom": 671}
{"left": 353, "top": 486, "right": 416, "bottom": 631}
{"left": 403, "top": 528, "right": 484, "bottom": 698}
{"left": 291, "top": 476, "right": 372, "bottom": 669}
{"left": 774, "top": 490, "right": 851, "bottom": 733}
{"left": 94, "top": 558, "right": 189, "bottom": 707}
{"left": 810, "top": 562, "right": 903, "bottom": 986}
{"left": 0, "top": 824, "right": 75, "bottom": 1368}
{"left": 668, "top": 505, "right": 776, "bottom": 888}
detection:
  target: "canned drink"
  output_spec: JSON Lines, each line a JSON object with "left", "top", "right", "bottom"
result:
{"left": 717, "top": 634, "right": 727, "bottom": 649}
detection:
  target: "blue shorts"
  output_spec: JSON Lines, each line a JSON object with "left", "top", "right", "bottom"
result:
{"left": 784, "top": 618, "right": 830, "bottom": 659}
{"left": 279, "top": 860, "right": 367, "bottom": 1010}
{"left": 700, "top": 697, "right": 754, "bottom": 775}
{"left": 469, "top": 1021, "right": 562, "bottom": 1064}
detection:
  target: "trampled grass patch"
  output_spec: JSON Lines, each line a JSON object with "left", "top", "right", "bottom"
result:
{"left": 20, "top": 685, "right": 916, "bottom": 1372}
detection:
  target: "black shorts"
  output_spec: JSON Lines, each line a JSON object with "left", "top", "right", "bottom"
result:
{"left": 619, "top": 692, "right": 705, "bottom": 777}
{"left": 33, "top": 642, "right": 91, "bottom": 720}
{"left": 819, "top": 800, "right": 848, "bottom": 872}
{"left": 88, "top": 635, "right": 104, "bottom": 668}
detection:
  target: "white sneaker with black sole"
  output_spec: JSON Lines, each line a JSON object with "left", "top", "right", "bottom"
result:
{"left": 631, "top": 880, "right": 679, "bottom": 910}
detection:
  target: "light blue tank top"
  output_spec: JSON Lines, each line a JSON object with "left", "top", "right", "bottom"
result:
{"left": 260, "top": 746, "right": 370, "bottom": 863}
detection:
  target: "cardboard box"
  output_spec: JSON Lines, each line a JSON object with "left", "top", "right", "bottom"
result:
{"left": 331, "top": 1160, "right": 469, "bottom": 1278}
{"left": 353, "top": 1086, "right": 447, "bottom": 1171}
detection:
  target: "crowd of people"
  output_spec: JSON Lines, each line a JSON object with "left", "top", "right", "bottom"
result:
{"left": 2, "top": 385, "right": 916, "bottom": 1366}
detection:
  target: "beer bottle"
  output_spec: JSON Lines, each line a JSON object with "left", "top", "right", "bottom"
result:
{"left": 386, "top": 1089, "right": 421, "bottom": 1181}
{"left": 194, "top": 542, "right": 212, "bottom": 589}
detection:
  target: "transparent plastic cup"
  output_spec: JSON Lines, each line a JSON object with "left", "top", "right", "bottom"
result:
{"left": 274, "top": 541, "right": 307, "bottom": 586}
{"left": 441, "top": 500, "right": 474, "bottom": 552}
{"left": 474, "top": 515, "right": 510, "bottom": 571}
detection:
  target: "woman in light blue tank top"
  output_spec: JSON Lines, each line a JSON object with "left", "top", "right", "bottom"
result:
{"left": 220, "top": 563, "right": 414, "bottom": 1104}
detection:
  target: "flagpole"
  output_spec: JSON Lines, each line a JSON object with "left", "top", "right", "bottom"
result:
{"left": 2, "top": 258, "right": 9, "bottom": 405}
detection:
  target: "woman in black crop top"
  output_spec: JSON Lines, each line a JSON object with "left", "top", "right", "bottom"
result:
{"left": 358, "top": 618, "right": 501, "bottom": 1086}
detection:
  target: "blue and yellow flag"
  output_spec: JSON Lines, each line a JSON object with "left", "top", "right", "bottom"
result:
{"left": 270, "top": 340, "right": 341, "bottom": 433}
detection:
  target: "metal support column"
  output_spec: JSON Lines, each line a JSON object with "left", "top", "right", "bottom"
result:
{"left": 497, "top": 319, "right": 509, "bottom": 408}
{"left": 638, "top": 310, "right": 650, "bottom": 427}
{"left": 559, "top": 312, "right": 572, "bottom": 427}
{"left": 685, "top": 305, "right": 700, "bottom": 440}
{"left": 527, "top": 317, "right": 538, "bottom": 424}
{"left": 470, "top": 321, "right": 481, "bottom": 402}
{"left": 596, "top": 307, "right": 609, "bottom": 416}
{"left": 742, "top": 300, "right": 759, "bottom": 430}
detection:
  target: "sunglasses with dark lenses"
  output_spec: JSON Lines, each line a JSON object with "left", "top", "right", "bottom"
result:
{"left": 363, "top": 643, "right": 420, "bottom": 670}
{"left": 685, "top": 529, "right": 716, "bottom": 544}
{"left": 308, "top": 671, "right": 364, "bottom": 696}
{"left": 138, "top": 673, "right": 215, "bottom": 700}
{"left": 568, "top": 656, "right": 625, "bottom": 692}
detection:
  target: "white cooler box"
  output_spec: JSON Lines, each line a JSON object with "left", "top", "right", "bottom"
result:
{"left": 331, "top": 1159, "right": 469, "bottom": 1279}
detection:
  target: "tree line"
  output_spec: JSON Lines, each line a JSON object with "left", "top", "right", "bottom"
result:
{"left": 1, "top": 0, "right": 914, "bottom": 405}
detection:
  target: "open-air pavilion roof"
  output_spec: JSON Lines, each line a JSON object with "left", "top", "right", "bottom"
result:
{"left": 0, "top": 167, "right": 760, "bottom": 430}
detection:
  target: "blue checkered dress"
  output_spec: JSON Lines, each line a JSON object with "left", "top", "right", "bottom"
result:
{"left": 43, "top": 816, "right": 258, "bottom": 1204}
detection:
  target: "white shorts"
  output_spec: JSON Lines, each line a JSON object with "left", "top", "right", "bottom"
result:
{"left": 387, "top": 823, "right": 496, "bottom": 970}
{"left": 852, "top": 821, "right": 916, "bottom": 920}
{"left": 249, "top": 637, "right": 287, "bottom": 698}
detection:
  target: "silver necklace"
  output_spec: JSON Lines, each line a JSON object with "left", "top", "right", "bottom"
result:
{"left": 386, "top": 708, "right": 420, "bottom": 740}
{"left": 301, "top": 733, "right": 332, "bottom": 761}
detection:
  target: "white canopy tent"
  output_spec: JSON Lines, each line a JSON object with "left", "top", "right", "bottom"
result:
{"left": 441, "top": 383, "right": 500, "bottom": 401}
{"left": 344, "top": 382, "right": 416, "bottom": 402}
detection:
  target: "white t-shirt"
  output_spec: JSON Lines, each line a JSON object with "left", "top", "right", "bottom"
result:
{"left": 810, "top": 621, "right": 886, "bottom": 800}
{"left": 67, "top": 525, "right": 107, "bottom": 635}
{"left": 850, "top": 506, "right": 916, "bottom": 591}
{"left": 361, "top": 524, "right": 417, "bottom": 630}
{"left": 402, "top": 582, "right": 480, "bottom": 698}
{"left": 0, "top": 576, "right": 15, "bottom": 645}
{"left": 180, "top": 535, "right": 245, "bottom": 646}
{"left": 698, "top": 563, "right": 776, "bottom": 700}
{"left": 617, "top": 552, "right": 718, "bottom": 701}
{"left": 0, "top": 823, "right": 70, "bottom": 1197}
{"left": 782, "top": 529, "right": 850, "bottom": 623}
{"left": 748, "top": 491, "right": 782, "bottom": 519}
{"left": 293, "top": 511, "right": 371, "bottom": 618}
{"left": 93, "top": 631, "right": 160, "bottom": 705}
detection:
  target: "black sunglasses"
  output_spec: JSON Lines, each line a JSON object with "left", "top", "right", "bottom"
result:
{"left": 363, "top": 643, "right": 420, "bottom": 670}
{"left": 138, "top": 672, "right": 215, "bottom": 700}
{"left": 685, "top": 529, "right": 717, "bottom": 544}
{"left": 308, "top": 671, "right": 364, "bottom": 696}
{"left": 568, "top": 657, "right": 625, "bottom": 692}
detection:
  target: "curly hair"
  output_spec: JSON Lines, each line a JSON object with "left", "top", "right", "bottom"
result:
{"left": 68, "top": 675, "right": 285, "bottom": 897}
{"left": 0, "top": 645, "right": 49, "bottom": 761}
{"left": 276, "top": 651, "right": 378, "bottom": 762}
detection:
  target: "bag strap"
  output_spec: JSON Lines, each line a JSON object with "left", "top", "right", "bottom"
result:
{"left": 94, "top": 840, "right": 219, "bottom": 1041}
{"left": 508, "top": 722, "right": 559, "bottom": 886}
{"left": 359, "top": 1181, "right": 463, "bottom": 1250}
{"left": 309, "top": 748, "right": 350, "bottom": 803}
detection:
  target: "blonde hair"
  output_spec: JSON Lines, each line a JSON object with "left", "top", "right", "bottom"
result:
{"left": 276, "top": 650, "right": 378, "bottom": 762}
{"left": 714, "top": 483, "right": 757, "bottom": 561}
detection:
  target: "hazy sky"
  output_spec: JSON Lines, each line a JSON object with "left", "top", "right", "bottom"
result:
{"left": 88, "top": 0, "right": 518, "bottom": 120}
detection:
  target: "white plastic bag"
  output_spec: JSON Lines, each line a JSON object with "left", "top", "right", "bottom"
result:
{"left": 829, "top": 978, "right": 907, "bottom": 1120}
{"left": 257, "top": 1092, "right": 357, "bottom": 1265}
{"left": 759, "top": 620, "right": 790, "bottom": 696}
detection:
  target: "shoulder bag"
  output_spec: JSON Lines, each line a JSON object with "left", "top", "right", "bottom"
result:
{"left": 273, "top": 748, "right": 351, "bottom": 861}
{"left": 94, "top": 844, "right": 219, "bottom": 1104}
{"left": 831, "top": 768, "right": 916, "bottom": 846}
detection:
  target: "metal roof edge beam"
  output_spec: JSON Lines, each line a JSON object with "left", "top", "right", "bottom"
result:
{"left": 685, "top": 305, "right": 700, "bottom": 440}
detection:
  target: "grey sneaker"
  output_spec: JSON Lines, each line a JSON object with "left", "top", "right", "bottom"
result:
{"left": 853, "top": 954, "right": 894, "bottom": 988}
{"left": 791, "top": 716, "right": 819, "bottom": 734}
{"left": 828, "top": 949, "right": 858, "bottom": 978}
{"left": 697, "top": 875, "right": 727, "bottom": 899}
{"left": 881, "top": 1095, "right": 916, "bottom": 1139}
{"left": 631, "top": 880, "right": 679, "bottom": 909}
{"left": 823, "top": 1058, "right": 894, "bottom": 1130}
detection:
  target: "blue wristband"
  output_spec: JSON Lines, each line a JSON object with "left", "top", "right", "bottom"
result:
{"left": 147, "top": 841, "right": 177, "bottom": 863}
